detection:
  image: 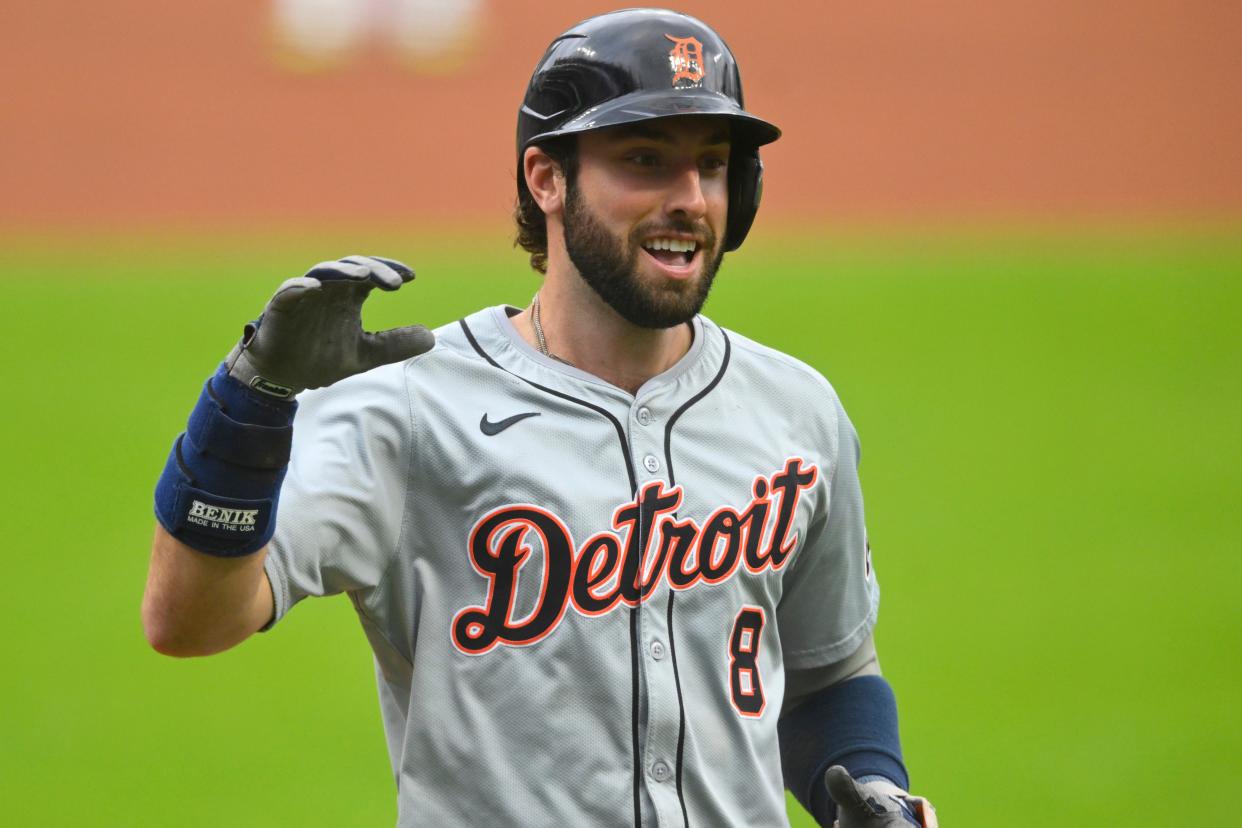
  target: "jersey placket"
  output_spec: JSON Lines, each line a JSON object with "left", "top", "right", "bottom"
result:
{"left": 628, "top": 397, "right": 687, "bottom": 828}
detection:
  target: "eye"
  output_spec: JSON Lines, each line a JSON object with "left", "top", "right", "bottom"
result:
{"left": 627, "top": 151, "right": 661, "bottom": 168}
{"left": 700, "top": 156, "right": 728, "bottom": 173}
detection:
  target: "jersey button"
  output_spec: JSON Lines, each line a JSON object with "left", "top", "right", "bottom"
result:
{"left": 651, "top": 760, "right": 671, "bottom": 782}
{"left": 643, "top": 455, "right": 660, "bottom": 473}
{"left": 650, "top": 640, "right": 666, "bottom": 661}
{"left": 636, "top": 407, "right": 652, "bottom": 426}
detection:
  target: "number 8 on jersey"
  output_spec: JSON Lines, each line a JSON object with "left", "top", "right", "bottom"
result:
{"left": 729, "top": 606, "right": 767, "bottom": 717}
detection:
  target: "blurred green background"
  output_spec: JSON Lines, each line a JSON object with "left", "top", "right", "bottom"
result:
{"left": 1, "top": 225, "right": 1238, "bottom": 825}
{"left": 5, "top": 0, "right": 1241, "bottom": 823}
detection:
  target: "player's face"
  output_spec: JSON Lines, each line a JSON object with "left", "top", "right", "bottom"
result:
{"left": 563, "top": 117, "right": 730, "bottom": 329}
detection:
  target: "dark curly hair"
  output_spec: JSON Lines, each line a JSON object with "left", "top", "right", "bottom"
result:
{"left": 513, "top": 138, "right": 579, "bottom": 274}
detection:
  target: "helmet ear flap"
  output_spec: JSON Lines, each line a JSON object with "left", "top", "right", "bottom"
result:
{"left": 724, "top": 149, "right": 763, "bottom": 252}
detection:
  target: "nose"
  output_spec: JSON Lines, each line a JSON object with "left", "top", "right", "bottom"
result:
{"left": 664, "top": 163, "right": 708, "bottom": 221}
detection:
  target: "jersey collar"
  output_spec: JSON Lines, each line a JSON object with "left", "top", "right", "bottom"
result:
{"left": 475, "top": 304, "right": 717, "bottom": 401}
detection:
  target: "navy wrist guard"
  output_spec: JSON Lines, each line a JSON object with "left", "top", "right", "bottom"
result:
{"left": 154, "top": 363, "right": 297, "bottom": 557}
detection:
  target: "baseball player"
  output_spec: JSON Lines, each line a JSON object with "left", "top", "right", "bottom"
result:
{"left": 143, "top": 9, "right": 936, "bottom": 827}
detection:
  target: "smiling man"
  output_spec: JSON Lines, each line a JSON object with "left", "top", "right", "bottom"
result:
{"left": 144, "top": 9, "right": 935, "bottom": 827}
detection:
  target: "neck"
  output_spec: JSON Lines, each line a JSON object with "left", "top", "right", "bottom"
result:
{"left": 515, "top": 269, "right": 693, "bottom": 396}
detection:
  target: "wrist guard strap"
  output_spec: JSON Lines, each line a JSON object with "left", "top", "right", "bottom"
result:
{"left": 154, "top": 364, "right": 297, "bottom": 557}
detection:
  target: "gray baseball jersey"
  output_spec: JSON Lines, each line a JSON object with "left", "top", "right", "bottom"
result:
{"left": 264, "top": 305, "right": 880, "bottom": 827}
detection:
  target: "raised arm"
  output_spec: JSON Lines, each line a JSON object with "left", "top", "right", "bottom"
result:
{"left": 142, "top": 255, "right": 434, "bottom": 657}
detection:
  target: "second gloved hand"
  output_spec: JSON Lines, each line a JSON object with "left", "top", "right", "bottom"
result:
{"left": 826, "top": 766, "right": 937, "bottom": 828}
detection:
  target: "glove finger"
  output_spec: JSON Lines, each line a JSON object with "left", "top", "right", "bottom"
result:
{"left": 364, "top": 255, "right": 415, "bottom": 284}
{"left": 825, "top": 766, "right": 875, "bottom": 817}
{"left": 303, "top": 259, "right": 372, "bottom": 283}
{"left": 340, "top": 254, "right": 407, "bottom": 291}
{"left": 358, "top": 325, "right": 436, "bottom": 369}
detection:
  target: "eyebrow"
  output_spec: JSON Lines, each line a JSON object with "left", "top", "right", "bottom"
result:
{"left": 615, "top": 122, "right": 731, "bottom": 146}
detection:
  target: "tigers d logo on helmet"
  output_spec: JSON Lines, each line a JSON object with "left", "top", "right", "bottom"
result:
{"left": 665, "top": 34, "right": 705, "bottom": 86}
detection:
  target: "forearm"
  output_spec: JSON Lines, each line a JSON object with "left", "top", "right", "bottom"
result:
{"left": 781, "top": 674, "right": 908, "bottom": 822}
{"left": 143, "top": 362, "right": 291, "bottom": 657}
{"left": 780, "top": 634, "right": 916, "bottom": 825}
{"left": 142, "top": 524, "right": 273, "bottom": 656}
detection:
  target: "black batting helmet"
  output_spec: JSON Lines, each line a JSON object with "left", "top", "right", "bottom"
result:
{"left": 517, "top": 8, "right": 781, "bottom": 252}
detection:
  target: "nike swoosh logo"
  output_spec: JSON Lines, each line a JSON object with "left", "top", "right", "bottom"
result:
{"left": 479, "top": 411, "right": 540, "bottom": 436}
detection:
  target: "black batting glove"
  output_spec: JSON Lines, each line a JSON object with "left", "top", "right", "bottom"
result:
{"left": 825, "top": 766, "right": 937, "bottom": 828}
{"left": 226, "top": 255, "right": 435, "bottom": 399}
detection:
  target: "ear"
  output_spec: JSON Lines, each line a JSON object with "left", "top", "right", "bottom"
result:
{"left": 524, "top": 146, "right": 566, "bottom": 217}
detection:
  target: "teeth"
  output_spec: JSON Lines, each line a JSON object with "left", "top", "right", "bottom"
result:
{"left": 643, "top": 238, "right": 697, "bottom": 253}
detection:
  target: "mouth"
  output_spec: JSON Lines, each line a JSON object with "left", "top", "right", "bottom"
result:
{"left": 640, "top": 236, "right": 700, "bottom": 276}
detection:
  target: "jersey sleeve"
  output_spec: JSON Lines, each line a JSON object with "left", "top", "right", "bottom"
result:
{"left": 776, "top": 391, "right": 880, "bottom": 670}
{"left": 262, "top": 363, "right": 413, "bottom": 627}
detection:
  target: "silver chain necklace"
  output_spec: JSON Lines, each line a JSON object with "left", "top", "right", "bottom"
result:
{"left": 531, "top": 293, "right": 571, "bottom": 364}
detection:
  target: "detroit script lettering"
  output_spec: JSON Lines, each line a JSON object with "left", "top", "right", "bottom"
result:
{"left": 452, "top": 458, "right": 818, "bottom": 654}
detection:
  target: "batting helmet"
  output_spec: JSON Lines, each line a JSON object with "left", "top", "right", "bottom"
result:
{"left": 517, "top": 8, "right": 781, "bottom": 252}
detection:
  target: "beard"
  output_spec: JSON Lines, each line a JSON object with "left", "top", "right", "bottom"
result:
{"left": 562, "top": 183, "right": 725, "bottom": 329}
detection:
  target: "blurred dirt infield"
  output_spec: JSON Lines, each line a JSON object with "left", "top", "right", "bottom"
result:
{"left": 4, "top": 0, "right": 1240, "bottom": 229}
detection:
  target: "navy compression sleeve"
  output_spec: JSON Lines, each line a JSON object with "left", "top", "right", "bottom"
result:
{"left": 778, "top": 674, "right": 909, "bottom": 826}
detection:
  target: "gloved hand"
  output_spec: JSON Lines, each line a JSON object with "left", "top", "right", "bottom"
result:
{"left": 225, "top": 255, "right": 435, "bottom": 399}
{"left": 826, "top": 766, "right": 938, "bottom": 828}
